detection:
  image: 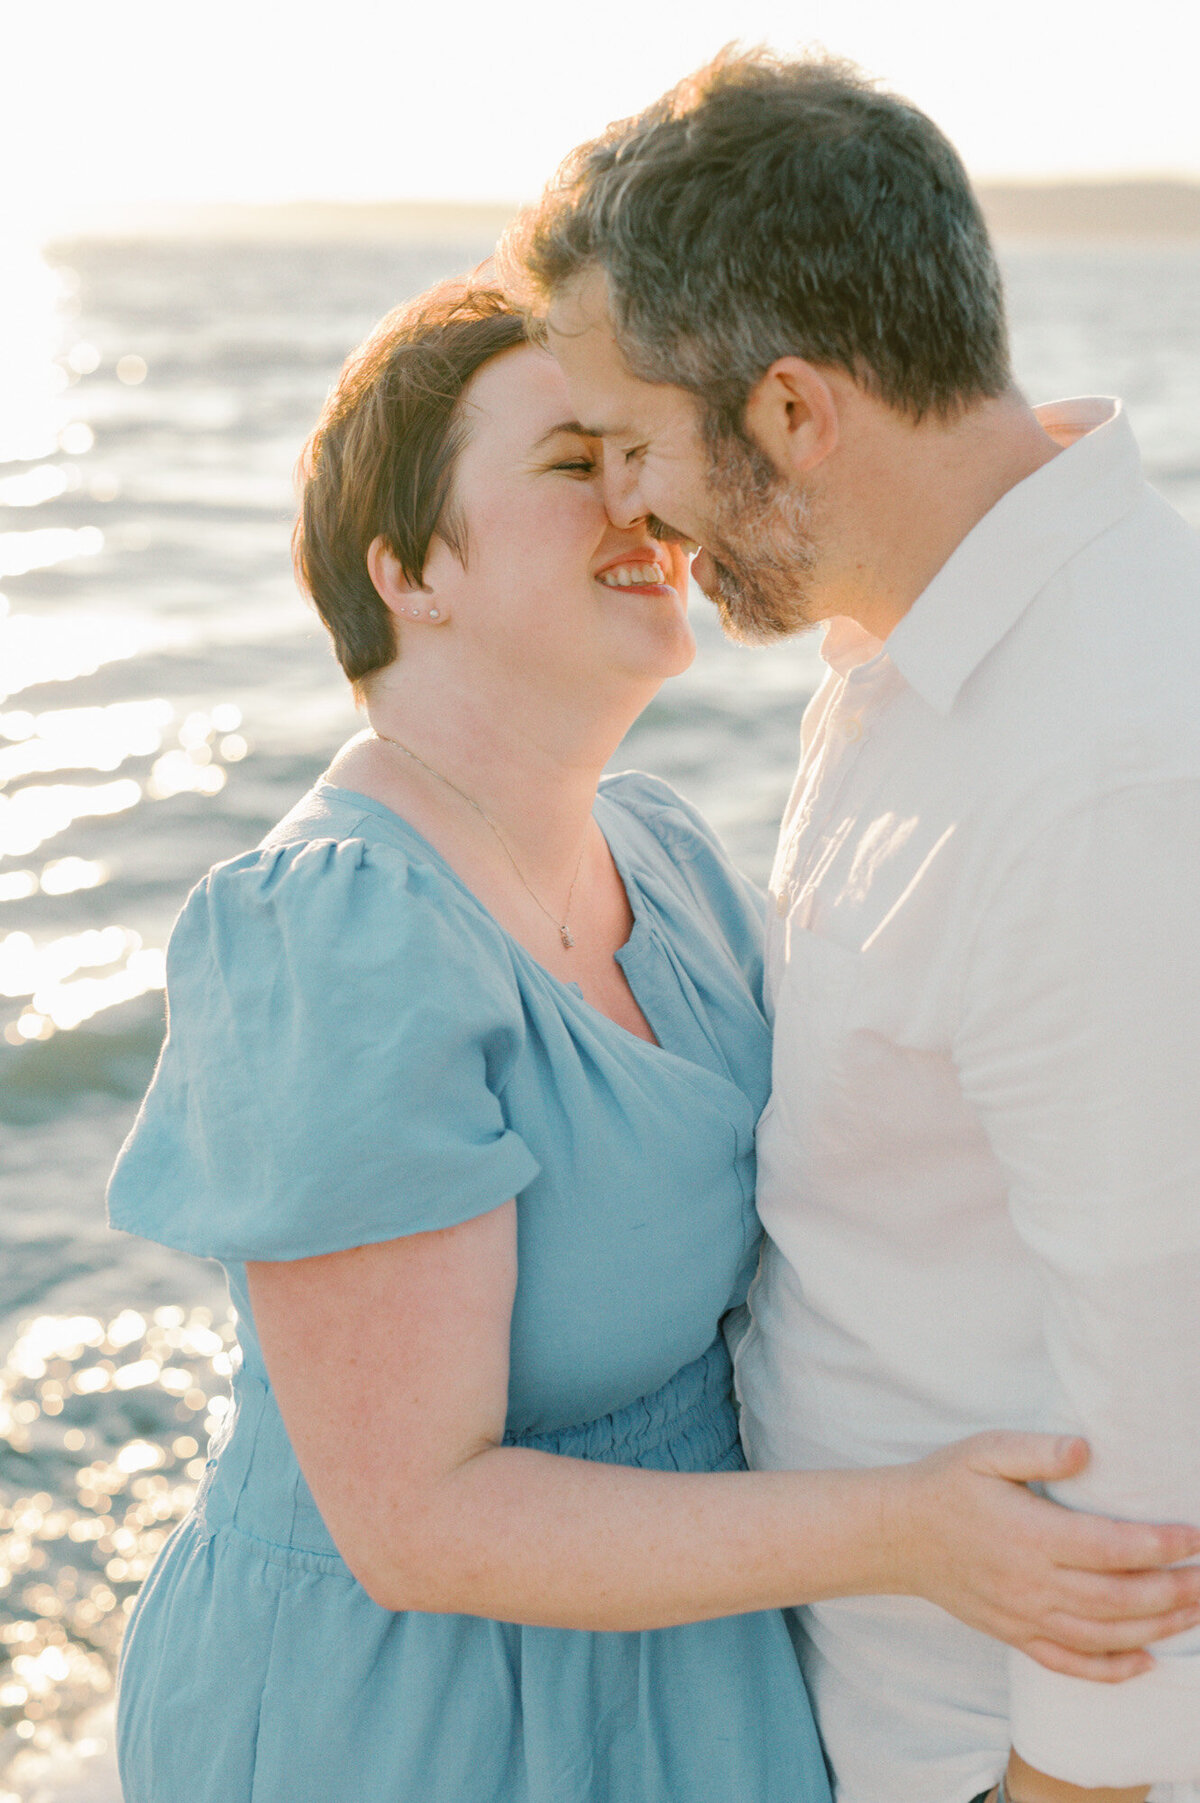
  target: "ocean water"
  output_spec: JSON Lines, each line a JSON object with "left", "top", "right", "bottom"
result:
{"left": 1, "top": 231, "right": 1199, "bottom": 1798}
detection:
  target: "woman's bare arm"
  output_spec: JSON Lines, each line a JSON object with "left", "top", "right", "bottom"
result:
{"left": 246, "top": 1205, "right": 1200, "bottom": 1679}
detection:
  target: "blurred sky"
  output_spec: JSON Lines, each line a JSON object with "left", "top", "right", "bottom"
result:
{"left": 4, "top": 0, "right": 1200, "bottom": 235}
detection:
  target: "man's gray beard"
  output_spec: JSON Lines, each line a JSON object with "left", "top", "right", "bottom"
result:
{"left": 700, "top": 425, "right": 821, "bottom": 644}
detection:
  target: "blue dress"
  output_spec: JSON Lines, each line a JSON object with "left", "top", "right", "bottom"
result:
{"left": 107, "top": 771, "right": 829, "bottom": 1803}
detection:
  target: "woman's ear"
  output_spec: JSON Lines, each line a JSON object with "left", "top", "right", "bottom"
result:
{"left": 743, "top": 358, "right": 840, "bottom": 479}
{"left": 367, "top": 537, "right": 447, "bottom": 624}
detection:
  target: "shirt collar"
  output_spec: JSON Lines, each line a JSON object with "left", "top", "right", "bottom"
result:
{"left": 825, "top": 398, "right": 1146, "bottom": 714}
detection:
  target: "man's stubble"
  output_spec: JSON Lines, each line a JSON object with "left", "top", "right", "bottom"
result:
{"left": 692, "top": 424, "right": 823, "bottom": 645}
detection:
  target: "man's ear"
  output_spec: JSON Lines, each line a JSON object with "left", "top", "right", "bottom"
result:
{"left": 367, "top": 536, "right": 434, "bottom": 620}
{"left": 743, "top": 358, "right": 840, "bottom": 478}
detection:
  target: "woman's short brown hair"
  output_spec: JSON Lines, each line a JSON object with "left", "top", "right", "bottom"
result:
{"left": 294, "top": 281, "right": 527, "bottom": 685}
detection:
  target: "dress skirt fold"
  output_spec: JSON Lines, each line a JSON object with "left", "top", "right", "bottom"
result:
{"left": 117, "top": 1341, "right": 828, "bottom": 1803}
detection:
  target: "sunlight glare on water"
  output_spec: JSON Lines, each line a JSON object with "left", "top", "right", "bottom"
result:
{"left": 0, "top": 701, "right": 174, "bottom": 785}
{"left": 0, "top": 605, "right": 155, "bottom": 706}
{"left": 0, "top": 244, "right": 71, "bottom": 467}
{"left": 0, "top": 926, "right": 166, "bottom": 1043}
{"left": 0, "top": 780, "right": 143, "bottom": 863}
{"left": 0, "top": 1307, "right": 240, "bottom": 1777}
{"left": 0, "top": 467, "right": 76, "bottom": 510}
{"left": 0, "top": 528, "right": 103, "bottom": 582}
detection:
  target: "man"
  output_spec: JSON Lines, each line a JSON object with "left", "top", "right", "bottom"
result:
{"left": 506, "top": 49, "right": 1200, "bottom": 1803}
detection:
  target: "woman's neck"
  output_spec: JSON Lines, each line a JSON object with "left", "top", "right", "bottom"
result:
{"left": 326, "top": 660, "right": 659, "bottom": 1021}
{"left": 338, "top": 665, "right": 641, "bottom": 890}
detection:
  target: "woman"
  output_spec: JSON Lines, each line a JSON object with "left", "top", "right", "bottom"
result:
{"left": 108, "top": 284, "right": 1200, "bottom": 1803}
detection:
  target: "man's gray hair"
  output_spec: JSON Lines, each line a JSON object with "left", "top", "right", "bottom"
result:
{"left": 504, "top": 48, "right": 1011, "bottom": 425}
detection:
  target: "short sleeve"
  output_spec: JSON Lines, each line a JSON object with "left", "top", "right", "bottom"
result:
{"left": 107, "top": 835, "right": 541, "bottom": 1261}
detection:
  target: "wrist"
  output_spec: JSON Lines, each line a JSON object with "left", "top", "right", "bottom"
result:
{"left": 866, "top": 1455, "right": 935, "bottom": 1598}
{"left": 848, "top": 1460, "right": 917, "bottom": 1598}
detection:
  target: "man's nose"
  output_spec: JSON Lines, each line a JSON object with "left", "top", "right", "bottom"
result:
{"left": 601, "top": 455, "right": 646, "bottom": 531}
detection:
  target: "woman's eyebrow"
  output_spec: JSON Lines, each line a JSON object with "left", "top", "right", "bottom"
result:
{"left": 532, "top": 420, "right": 609, "bottom": 446}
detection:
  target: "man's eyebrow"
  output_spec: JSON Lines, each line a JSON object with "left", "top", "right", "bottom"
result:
{"left": 533, "top": 419, "right": 611, "bottom": 446}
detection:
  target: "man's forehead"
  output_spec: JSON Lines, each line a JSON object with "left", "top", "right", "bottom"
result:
{"left": 545, "top": 265, "right": 615, "bottom": 340}
{"left": 546, "top": 330, "right": 656, "bottom": 439}
{"left": 544, "top": 271, "right": 697, "bottom": 439}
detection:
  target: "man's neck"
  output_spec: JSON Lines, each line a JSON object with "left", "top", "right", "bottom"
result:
{"left": 813, "top": 390, "right": 1063, "bottom": 642}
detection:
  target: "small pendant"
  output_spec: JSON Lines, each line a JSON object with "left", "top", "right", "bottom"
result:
{"left": 560, "top": 926, "right": 575, "bottom": 950}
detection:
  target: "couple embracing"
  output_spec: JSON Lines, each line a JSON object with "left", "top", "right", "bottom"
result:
{"left": 108, "top": 49, "right": 1200, "bottom": 1803}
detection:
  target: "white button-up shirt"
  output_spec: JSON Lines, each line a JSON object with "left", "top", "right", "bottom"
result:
{"left": 735, "top": 398, "right": 1200, "bottom": 1802}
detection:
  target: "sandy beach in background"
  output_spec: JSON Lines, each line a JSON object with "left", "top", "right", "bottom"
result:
{"left": 59, "top": 178, "right": 1200, "bottom": 244}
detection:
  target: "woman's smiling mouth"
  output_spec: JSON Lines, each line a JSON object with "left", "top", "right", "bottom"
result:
{"left": 596, "top": 561, "right": 668, "bottom": 589}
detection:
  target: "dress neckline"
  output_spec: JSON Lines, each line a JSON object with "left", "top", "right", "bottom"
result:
{"left": 311, "top": 777, "right": 671, "bottom": 1048}
{"left": 307, "top": 780, "right": 755, "bottom": 1117}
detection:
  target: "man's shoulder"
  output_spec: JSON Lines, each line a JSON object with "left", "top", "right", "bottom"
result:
{"left": 987, "top": 487, "right": 1200, "bottom": 778}
{"left": 1069, "top": 488, "right": 1200, "bottom": 751}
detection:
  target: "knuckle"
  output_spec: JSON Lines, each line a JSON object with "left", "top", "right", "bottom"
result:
{"left": 1055, "top": 1516, "right": 1106, "bottom": 1561}
{"left": 1152, "top": 1574, "right": 1185, "bottom": 1610}
{"left": 1064, "top": 1619, "right": 1110, "bottom": 1653}
{"left": 1129, "top": 1525, "right": 1172, "bottom": 1566}
{"left": 1089, "top": 1576, "right": 1131, "bottom": 1615}
{"left": 1152, "top": 1606, "right": 1200, "bottom": 1642}
{"left": 1104, "top": 1573, "right": 1161, "bottom": 1616}
{"left": 1144, "top": 1573, "right": 1185, "bottom": 1613}
{"left": 1095, "top": 1524, "right": 1145, "bottom": 1568}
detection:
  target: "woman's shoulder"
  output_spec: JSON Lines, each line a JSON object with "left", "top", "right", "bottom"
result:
{"left": 193, "top": 782, "right": 504, "bottom": 948}
{"left": 259, "top": 779, "right": 407, "bottom": 854}
{"left": 168, "top": 787, "right": 523, "bottom": 1040}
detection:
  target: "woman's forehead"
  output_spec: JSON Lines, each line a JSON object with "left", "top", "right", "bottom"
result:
{"left": 460, "top": 343, "right": 574, "bottom": 449}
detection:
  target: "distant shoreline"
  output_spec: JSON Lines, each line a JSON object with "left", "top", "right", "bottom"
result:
{"left": 43, "top": 181, "right": 1200, "bottom": 246}
{"left": 978, "top": 180, "right": 1200, "bottom": 239}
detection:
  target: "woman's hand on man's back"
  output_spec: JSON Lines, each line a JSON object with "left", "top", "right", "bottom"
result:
{"left": 879, "top": 1430, "right": 1200, "bottom": 1681}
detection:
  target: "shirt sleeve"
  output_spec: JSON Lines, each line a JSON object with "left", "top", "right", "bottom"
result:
{"left": 954, "top": 777, "right": 1200, "bottom": 1786}
{"left": 107, "top": 834, "right": 540, "bottom": 1262}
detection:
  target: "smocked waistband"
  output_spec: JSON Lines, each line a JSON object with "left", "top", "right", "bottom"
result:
{"left": 505, "top": 1337, "right": 741, "bottom": 1470}
{"left": 199, "top": 1335, "right": 741, "bottom": 1559}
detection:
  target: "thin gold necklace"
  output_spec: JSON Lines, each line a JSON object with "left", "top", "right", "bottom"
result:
{"left": 372, "top": 730, "right": 588, "bottom": 950}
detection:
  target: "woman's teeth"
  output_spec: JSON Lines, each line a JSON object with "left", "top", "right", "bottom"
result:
{"left": 597, "top": 563, "right": 666, "bottom": 588}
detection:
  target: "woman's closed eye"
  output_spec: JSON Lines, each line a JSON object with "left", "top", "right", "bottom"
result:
{"left": 553, "top": 458, "right": 598, "bottom": 476}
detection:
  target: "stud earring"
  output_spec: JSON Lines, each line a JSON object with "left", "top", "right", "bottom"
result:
{"left": 428, "top": 608, "right": 441, "bottom": 621}
{"left": 409, "top": 605, "right": 421, "bottom": 618}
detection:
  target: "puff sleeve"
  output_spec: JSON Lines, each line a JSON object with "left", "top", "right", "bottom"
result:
{"left": 107, "top": 835, "right": 540, "bottom": 1261}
